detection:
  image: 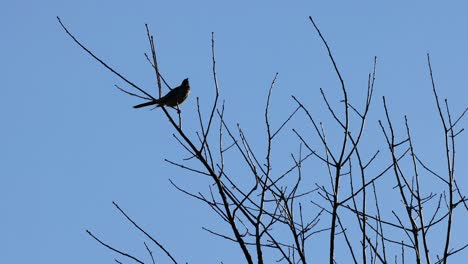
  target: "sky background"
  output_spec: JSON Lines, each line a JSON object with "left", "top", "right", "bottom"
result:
{"left": 2, "top": 1, "right": 467, "bottom": 263}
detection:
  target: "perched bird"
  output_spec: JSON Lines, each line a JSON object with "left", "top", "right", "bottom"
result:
{"left": 133, "top": 78, "right": 190, "bottom": 109}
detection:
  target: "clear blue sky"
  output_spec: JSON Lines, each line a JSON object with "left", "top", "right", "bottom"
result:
{"left": 2, "top": 1, "right": 467, "bottom": 263}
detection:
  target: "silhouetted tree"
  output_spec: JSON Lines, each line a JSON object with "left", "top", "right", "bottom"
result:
{"left": 58, "top": 16, "right": 467, "bottom": 264}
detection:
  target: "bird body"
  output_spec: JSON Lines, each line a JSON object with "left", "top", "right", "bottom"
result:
{"left": 133, "top": 78, "right": 190, "bottom": 109}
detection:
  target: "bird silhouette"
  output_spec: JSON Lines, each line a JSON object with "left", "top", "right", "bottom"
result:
{"left": 133, "top": 78, "right": 190, "bottom": 109}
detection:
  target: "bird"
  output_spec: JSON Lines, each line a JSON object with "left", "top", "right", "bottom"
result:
{"left": 133, "top": 78, "right": 190, "bottom": 109}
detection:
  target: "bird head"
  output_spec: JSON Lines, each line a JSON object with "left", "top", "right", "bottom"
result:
{"left": 182, "top": 78, "right": 189, "bottom": 87}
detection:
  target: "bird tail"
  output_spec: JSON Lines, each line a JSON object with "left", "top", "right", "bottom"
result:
{"left": 133, "top": 100, "right": 160, "bottom": 108}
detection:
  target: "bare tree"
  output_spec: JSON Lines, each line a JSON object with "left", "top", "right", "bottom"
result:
{"left": 58, "top": 15, "right": 467, "bottom": 264}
